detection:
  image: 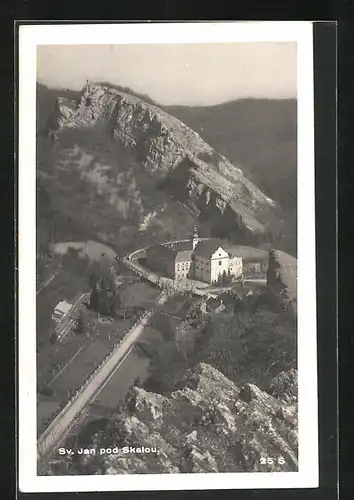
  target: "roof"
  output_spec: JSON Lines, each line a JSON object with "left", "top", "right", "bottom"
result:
{"left": 147, "top": 244, "right": 177, "bottom": 261}
{"left": 147, "top": 243, "right": 193, "bottom": 263}
{"left": 175, "top": 250, "right": 193, "bottom": 263}
{"left": 193, "top": 239, "right": 226, "bottom": 258}
{"left": 169, "top": 241, "right": 194, "bottom": 251}
{"left": 228, "top": 253, "right": 242, "bottom": 260}
{"left": 205, "top": 297, "right": 223, "bottom": 311}
{"left": 54, "top": 301, "right": 72, "bottom": 315}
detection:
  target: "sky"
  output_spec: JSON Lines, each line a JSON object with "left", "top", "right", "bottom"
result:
{"left": 37, "top": 43, "right": 297, "bottom": 106}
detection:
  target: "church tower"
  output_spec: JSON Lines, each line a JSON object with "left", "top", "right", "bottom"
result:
{"left": 192, "top": 227, "right": 199, "bottom": 250}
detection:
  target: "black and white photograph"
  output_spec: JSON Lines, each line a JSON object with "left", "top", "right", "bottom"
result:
{"left": 18, "top": 22, "right": 318, "bottom": 492}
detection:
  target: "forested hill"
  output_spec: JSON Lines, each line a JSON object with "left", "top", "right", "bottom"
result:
{"left": 164, "top": 99, "right": 297, "bottom": 215}
{"left": 37, "top": 83, "right": 297, "bottom": 217}
{"left": 36, "top": 84, "right": 297, "bottom": 256}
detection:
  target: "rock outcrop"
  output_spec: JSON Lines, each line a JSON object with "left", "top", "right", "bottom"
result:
{"left": 267, "top": 249, "right": 297, "bottom": 314}
{"left": 50, "top": 82, "right": 279, "bottom": 235}
{"left": 57, "top": 363, "right": 298, "bottom": 475}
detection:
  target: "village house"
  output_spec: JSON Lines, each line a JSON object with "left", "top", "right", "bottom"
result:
{"left": 200, "top": 296, "right": 225, "bottom": 314}
{"left": 145, "top": 230, "right": 243, "bottom": 285}
{"left": 52, "top": 301, "right": 72, "bottom": 323}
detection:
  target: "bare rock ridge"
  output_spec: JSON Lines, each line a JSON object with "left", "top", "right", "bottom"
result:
{"left": 59, "top": 363, "right": 298, "bottom": 474}
{"left": 51, "top": 82, "right": 279, "bottom": 234}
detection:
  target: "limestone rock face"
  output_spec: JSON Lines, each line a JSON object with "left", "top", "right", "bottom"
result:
{"left": 50, "top": 82, "right": 279, "bottom": 233}
{"left": 266, "top": 249, "right": 297, "bottom": 313}
{"left": 65, "top": 363, "right": 298, "bottom": 474}
{"left": 269, "top": 368, "right": 298, "bottom": 405}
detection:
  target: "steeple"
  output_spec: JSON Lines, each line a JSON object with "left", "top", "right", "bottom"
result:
{"left": 192, "top": 227, "right": 199, "bottom": 250}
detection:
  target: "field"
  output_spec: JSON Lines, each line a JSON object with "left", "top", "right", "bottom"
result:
{"left": 60, "top": 326, "right": 160, "bottom": 451}
{"left": 36, "top": 254, "right": 161, "bottom": 435}
{"left": 37, "top": 312, "right": 131, "bottom": 434}
{"left": 52, "top": 240, "right": 117, "bottom": 261}
{"left": 119, "top": 282, "right": 160, "bottom": 309}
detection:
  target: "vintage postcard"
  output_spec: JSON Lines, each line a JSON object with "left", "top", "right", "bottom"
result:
{"left": 18, "top": 21, "right": 318, "bottom": 492}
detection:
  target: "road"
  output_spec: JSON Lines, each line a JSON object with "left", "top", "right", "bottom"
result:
{"left": 37, "top": 291, "right": 167, "bottom": 460}
{"left": 122, "top": 241, "right": 266, "bottom": 296}
{"left": 36, "top": 271, "right": 59, "bottom": 296}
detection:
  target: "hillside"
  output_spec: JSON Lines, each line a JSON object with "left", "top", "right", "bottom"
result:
{"left": 36, "top": 83, "right": 299, "bottom": 476}
{"left": 37, "top": 85, "right": 297, "bottom": 217}
{"left": 267, "top": 249, "right": 297, "bottom": 315}
{"left": 36, "top": 83, "right": 296, "bottom": 262}
{"left": 165, "top": 99, "right": 297, "bottom": 215}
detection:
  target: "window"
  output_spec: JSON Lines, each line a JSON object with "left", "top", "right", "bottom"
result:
{"left": 219, "top": 261, "right": 222, "bottom": 265}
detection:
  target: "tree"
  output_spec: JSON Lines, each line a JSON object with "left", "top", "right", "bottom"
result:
{"left": 89, "top": 283, "right": 99, "bottom": 310}
{"left": 196, "top": 309, "right": 296, "bottom": 388}
{"left": 97, "top": 289, "right": 113, "bottom": 316}
{"left": 218, "top": 270, "right": 232, "bottom": 287}
{"left": 110, "top": 292, "right": 122, "bottom": 318}
{"left": 87, "top": 257, "right": 116, "bottom": 290}
{"left": 145, "top": 342, "right": 189, "bottom": 393}
{"left": 50, "top": 330, "right": 58, "bottom": 344}
{"left": 62, "top": 246, "right": 80, "bottom": 269}
{"left": 197, "top": 313, "right": 250, "bottom": 382}
{"left": 77, "top": 309, "right": 88, "bottom": 334}
{"left": 233, "top": 296, "right": 246, "bottom": 314}
{"left": 88, "top": 262, "right": 100, "bottom": 289}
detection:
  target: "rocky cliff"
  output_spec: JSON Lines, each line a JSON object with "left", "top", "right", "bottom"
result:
{"left": 53, "top": 363, "right": 297, "bottom": 475}
{"left": 267, "top": 249, "right": 297, "bottom": 314}
{"left": 49, "top": 83, "right": 280, "bottom": 237}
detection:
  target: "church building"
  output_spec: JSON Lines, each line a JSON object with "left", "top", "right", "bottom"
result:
{"left": 146, "top": 230, "right": 242, "bottom": 284}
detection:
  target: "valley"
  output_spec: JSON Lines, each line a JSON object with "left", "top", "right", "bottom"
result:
{"left": 36, "top": 81, "right": 298, "bottom": 476}
{"left": 36, "top": 83, "right": 297, "bottom": 265}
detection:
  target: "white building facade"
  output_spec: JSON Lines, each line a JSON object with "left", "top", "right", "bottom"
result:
{"left": 52, "top": 301, "right": 72, "bottom": 322}
{"left": 146, "top": 232, "right": 243, "bottom": 284}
